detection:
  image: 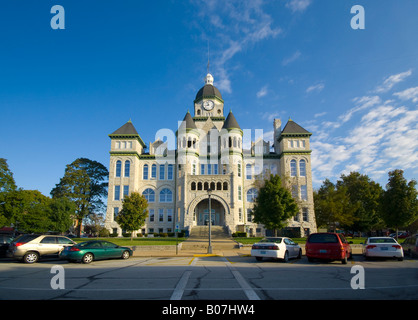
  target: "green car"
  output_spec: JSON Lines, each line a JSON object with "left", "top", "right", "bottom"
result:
{"left": 60, "top": 240, "right": 133, "bottom": 264}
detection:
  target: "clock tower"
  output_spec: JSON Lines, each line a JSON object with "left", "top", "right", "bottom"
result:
{"left": 194, "top": 73, "right": 224, "bottom": 118}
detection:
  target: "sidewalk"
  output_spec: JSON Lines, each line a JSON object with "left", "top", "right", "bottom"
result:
{"left": 129, "top": 242, "right": 364, "bottom": 258}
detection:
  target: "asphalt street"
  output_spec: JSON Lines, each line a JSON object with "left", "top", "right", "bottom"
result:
{"left": 0, "top": 254, "right": 417, "bottom": 301}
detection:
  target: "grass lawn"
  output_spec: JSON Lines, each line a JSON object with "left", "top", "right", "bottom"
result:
{"left": 73, "top": 237, "right": 187, "bottom": 246}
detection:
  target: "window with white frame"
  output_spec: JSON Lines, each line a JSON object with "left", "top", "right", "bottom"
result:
{"left": 159, "top": 188, "right": 173, "bottom": 203}
{"left": 301, "top": 185, "right": 308, "bottom": 201}
{"left": 290, "top": 160, "right": 297, "bottom": 177}
{"left": 142, "top": 188, "right": 155, "bottom": 202}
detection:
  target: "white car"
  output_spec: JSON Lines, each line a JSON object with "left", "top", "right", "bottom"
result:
{"left": 363, "top": 237, "right": 404, "bottom": 261}
{"left": 251, "top": 237, "right": 302, "bottom": 262}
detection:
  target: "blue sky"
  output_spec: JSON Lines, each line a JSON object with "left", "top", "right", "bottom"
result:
{"left": 1, "top": 0, "right": 417, "bottom": 196}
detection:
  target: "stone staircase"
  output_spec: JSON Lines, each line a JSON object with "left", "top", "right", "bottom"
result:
{"left": 181, "top": 226, "right": 238, "bottom": 251}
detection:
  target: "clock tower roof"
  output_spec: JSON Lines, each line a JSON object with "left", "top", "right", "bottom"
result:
{"left": 194, "top": 73, "right": 223, "bottom": 103}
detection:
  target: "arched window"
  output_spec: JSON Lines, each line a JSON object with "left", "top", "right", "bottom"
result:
{"left": 142, "top": 188, "right": 155, "bottom": 202}
{"left": 159, "top": 188, "right": 173, "bottom": 203}
{"left": 151, "top": 164, "right": 157, "bottom": 179}
{"left": 247, "top": 188, "right": 258, "bottom": 202}
{"left": 299, "top": 160, "right": 306, "bottom": 177}
{"left": 143, "top": 164, "right": 149, "bottom": 180}
{"left": 115, "top": 160, "right": 122, "bottom": 177}
{"left": 191, "top": 182, "right": 196, "bottom": 190}
{"left": 210, "top": 182, "right": 216, "bottom": 190}
{"left": 198, "top": 182, "right": 202, "bottom": 190}
{"left": 124, "top": 160, "right": 130, "bottom": 177}
{"left": 290, "top": 160, "right": 297, "bottom": 177}
{"left": 216, "top": 182, "right": 222, "bottom": 190}
{"left": 223, "top": 182, "right": 228, "bottom": 190}
{"left": 204, "top": 182, "right": 209, "bottom": 191}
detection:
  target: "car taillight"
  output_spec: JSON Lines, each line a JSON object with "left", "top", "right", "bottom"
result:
{"left": 14, "top": 242, "right": 26, "bottom": 247}
{"left": 70, "top": 247, "right": 80, "bottom": 252}
{"left": 392, "top": 245, "right": 401, "bottom": 250}
{"left": 252, "top": 245, "right": 259, "bottom": 249}
{"left": 268, "top": 246, "right": 279, "bottom": 250}
{"left": 366, "top": 245, "right": 376, "bottom": 249}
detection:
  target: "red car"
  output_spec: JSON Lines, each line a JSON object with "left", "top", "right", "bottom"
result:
{"left": 306, "top": 232, "right": 352, "bottom": 264}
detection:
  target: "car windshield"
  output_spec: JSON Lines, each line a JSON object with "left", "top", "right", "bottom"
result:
{"left": 259, "top": 238, "right": 282, "bottom": 243}
{"left": 369, "top": 238, "right": 396, "bottom": 244}
{"left": 308, "top": 234, "right": 338, "bottom": 243}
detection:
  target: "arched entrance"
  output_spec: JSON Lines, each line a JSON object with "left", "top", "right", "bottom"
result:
{"left": 187, "top": 194, "right": 229, "bottom": 227}
{"left": 194, "top": 198, "right": 225, "bottom": 226}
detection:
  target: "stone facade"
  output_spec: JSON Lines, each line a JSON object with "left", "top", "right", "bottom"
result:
{"left": 104, "top": 74, "right": 317, "bottom": 237}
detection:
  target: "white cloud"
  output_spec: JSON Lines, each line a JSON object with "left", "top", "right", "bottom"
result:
{"left": 194, "top": 0, "right": 281, "bottom": 94}
{"left": 286, "top": 0, "right": 312, "bottom": 13}
{"left": 306, "top": 82, "right": 324, "bottom": 93}
{"left": 282, "top": 50, "right": 301, "bottom": 66}
{"left": 393, "top": 86, "right": 418, "bottom": 103}
{"left": 374, "top": 69, "right": 412, "bottom": 93}
{"left": 310, "top": 71, "right": 418, "bottom": 187}
{"left": 256, "top": 86, "right": 268, "bottom": 98}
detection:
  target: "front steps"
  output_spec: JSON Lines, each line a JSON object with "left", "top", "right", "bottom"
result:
{"left": 181, "top": 226, "right": 238, "bottom": 251}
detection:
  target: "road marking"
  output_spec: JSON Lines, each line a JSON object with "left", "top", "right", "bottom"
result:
{"left": 170, "top": 257, "right": 198, "bottom": 300}
{"left": 222, "top": 257, "right": 260, "bottom": 300}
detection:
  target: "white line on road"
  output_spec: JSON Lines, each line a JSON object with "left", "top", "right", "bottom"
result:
{"left": 170, "top": 257, "right": 198, "bottom": 300}
{"left": 222, "top": 257, "right": 260, "bottom": 300}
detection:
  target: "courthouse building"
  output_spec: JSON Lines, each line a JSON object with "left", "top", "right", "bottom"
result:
{"left": 104, "top": 73, "right": 317, "bottom": 237}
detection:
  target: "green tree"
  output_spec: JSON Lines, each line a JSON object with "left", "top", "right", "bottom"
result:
{"left": 51, "top": 158, "right": 108, "bottom": 237}
{"left": 314, "top": 179, "right": 356, "bottom": 232}
{"left": 0, "top": 158, "right": 17, "bottom": 227}
{"left": 337, "top": 172, "right": 384, "bottom": 234}
{"left": 252, "top": 174, "right": 299, "bottom": 236}
{"left": 0, "top": 158, "right": 17, "bottom": 193}
{"left": 10, "top": 190, "right": 51, "bottom": 233}
{"left": 116, "top": 192, "right": 149, "bottom": 241}
{"left": 380, "top": 169, "right": 418, "bottom": 239}
{"left": 49, "top": 197, "right": 76, "bottom": 234}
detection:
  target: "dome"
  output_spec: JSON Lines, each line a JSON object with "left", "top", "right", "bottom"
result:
{"left": 194, "top": 73, "right": 223, "bottom": 102}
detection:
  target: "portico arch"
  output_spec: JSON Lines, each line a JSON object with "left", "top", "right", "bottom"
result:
{"left": 187, "top": 194, "right": 230, "bottom": 226}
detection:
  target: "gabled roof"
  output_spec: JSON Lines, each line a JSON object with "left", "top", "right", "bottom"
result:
{"left": 281, "top": 119, "right": 311, "bottom": 135}
{"left": 222, "top": 110, "right": 241, "bottom": 131}
{"left": 110, "top": 120, "right": 139, "bottom": 135}
{"left": 109, "top": 120, "right": 146, "bottom": 147}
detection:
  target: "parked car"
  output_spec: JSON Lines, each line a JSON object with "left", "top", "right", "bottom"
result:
{"left": 60, "top": 240, "right": 133, "bottom": 264}
{"left": 363, "top": 237, "right": 404, "bottom": 261}
{"left": 401, "top": 234, "right": 418, "bottom": 258}
{"left": 7, "top": 234, "right": 76, "bottom": 263}
{"left": 251, "top": 237, "right": 302, "bottom": 262}
{"left": 305, "top": 232, "right": 352, "bottom": 264}
{"left": 0, "top": 234, "right": 14, "bottom": 258}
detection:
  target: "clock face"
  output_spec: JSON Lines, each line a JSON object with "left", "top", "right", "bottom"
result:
{"left": 203, "top": 100, "right": 214, "bottom": 111}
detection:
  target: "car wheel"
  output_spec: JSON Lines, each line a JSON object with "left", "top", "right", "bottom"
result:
{"left": 23, "top": 252, "right": 39, "bottom": 264}
{"left": 397, "top": 257, "right": 404, "bottom": 261}
{"left": 297, "top": 249, "right": 302, "bottom": 259}
{"left": 82, "top": 253, "right": 94, "bottom": 264}
{"left": 283, "top": 251, "right": 289, "bottom": 263}
{"left": 121, "top": 250, "right": 130, "bottom": 260}
{"left": 342, "top": 254, "right": 348, "bottom": 264}
{"left": 255, "top": 257, "right": 263, "bottom": 261}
